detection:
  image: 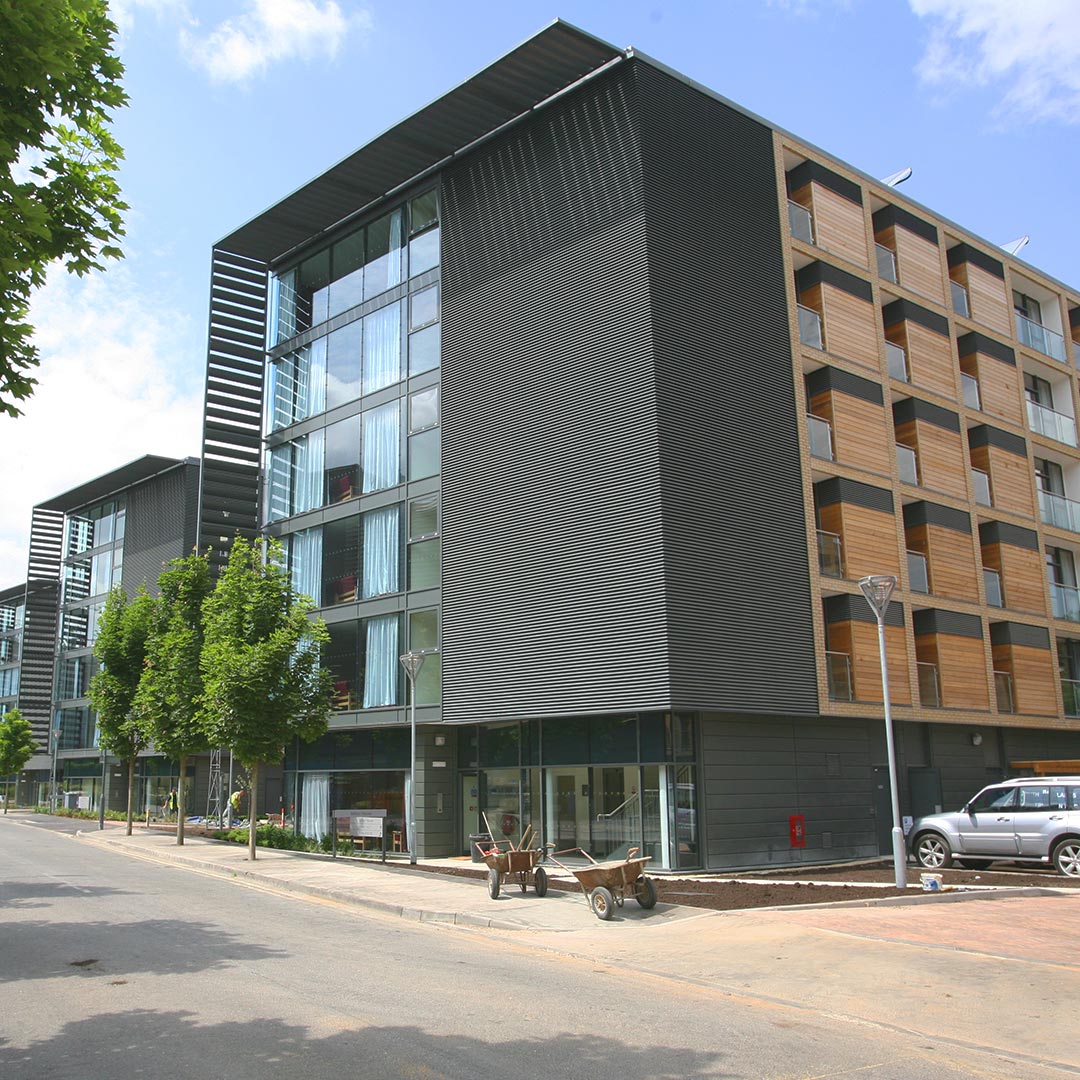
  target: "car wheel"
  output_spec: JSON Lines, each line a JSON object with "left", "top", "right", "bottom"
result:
{"left": 914, "top": 832, "right": 952, "bottom": 869}
{"left": 1052, "top": 839, "right": 1080, "bottom": 878}
{"left": 956, "top": 858, "right": 991, "bottom": 870}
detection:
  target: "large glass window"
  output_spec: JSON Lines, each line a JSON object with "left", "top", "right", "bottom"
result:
{"left": 362, "top": 302, "right": 402, "bottom": 395}
{"left": 408, "top": 191, "right": 440, "bottom": 277}
{"left": 362, "top": 505, "right": 400, "bottom": 599}
{"left": 326, "top": 320, "right": 362, "bottom": 411}
{"left": 265, "top": 430, "right": 325, "bottom": 522}
{"left": 362, "top": 614, "right": 400, "bottom": 708}
{"left": 270, "top": 341, "right": 327, "bottom": 430}
{"left": 288, "top": 527, "right": 322, "bottom": 603}
{"left": 408, "top": 609, "right": 440, "bottom": 705}
{"left": 324, "top": 416, "right": 360, "bottom": 505}
{"left": 362, "top": 402, "right": 401, "bottom": 493}
{"left": 409, "top": 321, "right": 440, "bottom": 375}
{"left": 322, "top": 518, "right": 360, "bottom": 607}
{"left": 365, "top": 208, "right": 405, "bottom": 300}
{"left": 410, "top": 285, "right": 439, "bottom": 332}
{"left": 328, "top": 229, "right": 365, "bottom": 318}
{"left": 408, "top": 496, "right": 439, "bottom": 592}
{"left": 408, "top": 386, "right": 440, "bottom": 481}
{"left": 327, "top": 623, "right": 359, "bottom": 711}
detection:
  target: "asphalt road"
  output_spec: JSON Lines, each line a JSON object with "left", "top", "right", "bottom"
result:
{"left": 0, "top": 817, "right": 1071, "bottom": 1080}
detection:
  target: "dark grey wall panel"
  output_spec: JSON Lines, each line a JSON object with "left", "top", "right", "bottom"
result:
{"left": 881, "top": 298, "right": 949, "bottom": 338}
{"left": 990, "top": 622, "right": 1050, "bottom": 649}
{"left": 957, "top": 331, "right": 1015, "bottom": 367}
{"left": 814, "top": 477, "right": 894, "bottom": 513}
{"left": 872, "top": 204, "right": 938, "bottom": 245}
{"left": 796, "top": 261, "right": 873, "bottom": 303}
{"left": 980, "top": 520, "right": 1039, "bottom": 551}
{"left": 948, "top": 243, "right": 1005, "bottom": 280}
{"left": 785, "top": 160, "right": 862, "bottom": 206}
{"left": 903, "top": 500, "right": 971, "bottom": 534}
{"left": 636, "top": 63, "right": 817, "bottom": 715}
{"left": 912, "top": 609, "right": 982, "bottom": 638}
{"left": 893, "top": 396, "right": 960, "bottom": 432}
{"left": 805, "top": 366, "right": 883, "bottom": 405}
{"left": 124, "top": 463, "right": 201, "bottom": 594}
{"left": 824, "top": 594, "right": 905, "bottom": 627}
{"left": 968, "top": 424, "right": 1026, "bottom": 457}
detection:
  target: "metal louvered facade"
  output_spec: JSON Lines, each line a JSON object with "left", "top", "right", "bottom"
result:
{"left": 198, "top": 248, "right": 268, "bottom": 571}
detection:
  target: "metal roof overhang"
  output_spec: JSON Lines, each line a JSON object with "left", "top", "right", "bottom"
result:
{"left": 35, "top": 455, "right": 186, "bottom": 513}
{"left": 215, "top": 19, "right": 625, "bottom": 266}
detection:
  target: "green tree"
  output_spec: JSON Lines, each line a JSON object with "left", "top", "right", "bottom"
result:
{"left": 1, "top": 1, "right": 127, "bottom": 417}
{"left": 0, "top": 709, "right": 36, "bottom": 812}
{"left": 133, "top": 552, "right": 215, "bottom": 846}
{"left": 88, "top": 585, "right": 154, "bottom": 834}
{"left": 201, "top": 538, "right": 331, "bottom": 860}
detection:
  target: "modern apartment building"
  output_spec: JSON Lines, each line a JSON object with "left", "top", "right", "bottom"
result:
{"left": 199, "top": 21, "right": 1080, "bottom": 870}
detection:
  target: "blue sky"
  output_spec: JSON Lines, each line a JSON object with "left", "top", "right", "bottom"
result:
{"left": 2, "top": 0, "right": 1078, "bottom": 586}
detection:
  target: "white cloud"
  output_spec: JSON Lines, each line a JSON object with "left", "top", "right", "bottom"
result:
{"left": 910, "top": 0, "right": 1080, "bottom": 125}
{"left": 179, "top": 0, "right": 371, "bottom": 84}
{"left": 0, "top": 264, "right": 203, "bottom": 588}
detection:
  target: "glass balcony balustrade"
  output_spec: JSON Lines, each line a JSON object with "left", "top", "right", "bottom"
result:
{"left": 917, "top": 662, "right": 940, "bottom": 707}
{"left": 817, "top": 529, "right": 844, "bottom": 577}
{"left": 950, "top": 280, "right": 970, "bottom": 317}
{"left": 1063, "top": 678, "right": 1080, "bottom": 717}
{"left": 1038, "top": 489, "right": 1080, "bottom": 533}
{"left": 788, "top": 200, "right": 814, "bottom": 244}
{"left": 1051, "top": 581, "right": 1080, "bottom": 622}
{"left": 907, "top": 550, "right": 929, "bottom": 593}
{"left": 897, "top": 444, "right": 919, "bottom": 485}
{"left": 1027, "top": 399, "right": 1078, "bottom": 446}
{"left": 984, "top": 568, "right": 1004, "bottom": 607}
{"left": 961, "top": 373, "right": 981, "bottom": 411}
{"left": 1016, "top": 312, "right": 1067, "bottom": 363}
{"left": 875, "top": 244, "right": 897, "bottom": 283}
{"left": 807, "top": 414, "right": 834, "bottom": 460}
{"left": 886, "top": 341, "right": 909, "bottom": 382}
{"left": 826, "top": 651, "right": 853, "bottom": 701}
{"left": 972, "top": 468, "right": 992, "bottom": 506}
{"left": 798, "top": 305, "right": 824, "bottom": 349}
{"left": 995, "top": 670, "right": 1015, "bottom": 713}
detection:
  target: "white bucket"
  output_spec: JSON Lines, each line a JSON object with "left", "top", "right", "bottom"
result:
{"left": 920, "top": 873, "right": 943, "bottom": 892}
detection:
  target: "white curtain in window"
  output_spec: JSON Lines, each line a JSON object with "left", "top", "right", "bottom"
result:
{"left": 266, "top": 446, "right": 292, "bottom": 523}
{"left": 269, "top": 355, "right": 294, "bottom": 431}
{"left": 362, "top": 614, "right": 398, "bottom": 708}
{"left": 362, "top": 403, "right": 399, "bottom": 493}
{"left": 362, "top": 506, "right": 399, "bottom": 598}
{"left": 362, "top": 303, "right": 401, "bottom": 395}
{"left": 293, "top": 429, "right": 325, "bottom": 513}
{"left": 290, "top": 527, "right": 322, "bottom": 603}
{"left": 296, "top": 338, "right": 327, "bottom": 420}
{"left": 300, "top": 772, "right": 330, "bottom": 840}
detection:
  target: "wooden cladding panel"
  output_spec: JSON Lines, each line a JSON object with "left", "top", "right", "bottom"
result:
{"left": 798, "top": 182, "right": 868, "bottom": 268}
{"left": 988, "top": 543, "right": 1046, "bottom": 613}
{"left": 849, "top": 621, "right": 912, "bottom": 705}
{"left": 819, "top": 503, "right": 900, "bottom": 580}
{"left": 956, "top": 264, "right": 1012, "bottom": 337}
{"left": 895, "top": 419, "right": 968, "bottom": 500}
{"left": 907, "top": 522, "right": 980, "bottom": 602}
{"left": 905, "top": 321, "right": 956, "bottom": 397}
{"left": 811, "top": 390, "right": 891, "bottom": 475}
{"left": 970, "top": 444, "right": 1035, "bottom": 518}
{"left": 918, "top": 633, "right": 990, "bottom": 709}
{"left": 882, "top": 225, "right": 945, "bottom": 304}
{"left": 806, "top": 284, "right": 878, "bottom": 368}
{"left": 993, "top": 644, "right": 1058, "bottom": 715}
{"left": 965, "top": 354, "right": 1024, "bottom": 425}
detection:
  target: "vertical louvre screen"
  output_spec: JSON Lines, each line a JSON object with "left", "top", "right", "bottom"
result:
{"left": 20, "top": 508, "right": 64, "bottom": 748}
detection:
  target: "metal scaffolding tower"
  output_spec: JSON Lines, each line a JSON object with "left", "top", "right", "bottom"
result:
{"left": 206, "top": 748, "right": 223, "bottom": 827}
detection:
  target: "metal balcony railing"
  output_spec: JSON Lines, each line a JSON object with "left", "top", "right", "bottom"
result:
{"left": 950, "top": 280, "right": 970, "bottom": 317}
{"left": 1038, "top": 489, "right": 1080, "bottom": 533}
{"left": 826, "top": 651, "right": 853, "bottom": 701}
{"left": 876, "top": 244, "right": 898, "bottom": 283}
{"left": 886, "top": 341, "right": 909, "bottom": 382}
{"left": 907, "top": 550, "right": 929, "bottom": 593}
{"left": 817, "top": 529, "right": 844, "bottom": 578}
{"left": 1051, "top": 581, "right": 1080, "bottom": 622}
{"left": 1016, "top": 312, "right": 1066, "bottom": 363}
{"left": 1063, "top": 678, "right": 1080, "bottom": 717}
{"left": 807, "top": 414, "right": 834, "bottom": 460}
{"left": 788, "top": 200, "right": 814, "bottom": 244}
{"left": 917, "top": 662, "right": 940, "bottom": 707}
{"left": 1027, "top": 399, "right": 1078, "bottom": 447}
{"left": 798, "top": 305, "right": 824, "bottom": 349}
{"left": 972, "top": 468, "right": 992, "bottom": 507}
{"left": 984, "top": 568, "right": 1004, "bottom": 607}
{"left": 897, "top": 444, "right": 919, "bottom": 485}
{"left": 995, "top": 670, "right": 1015, "bottom": 713}
{"left": 961, "top": 372, "right": 981, "bottom": 411}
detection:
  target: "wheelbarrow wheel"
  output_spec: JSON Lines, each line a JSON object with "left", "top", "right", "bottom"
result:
{"left": 590, "top": 886, "right": 614, "bottom": 920}
{"left": 533, "top": 866, "right": 548, "bottom": 897}
{"left": 636, "top": 876, "right": 658, "bottom": 909}
{"left": 487, "top": 868, "right": 501, "bottom": 899}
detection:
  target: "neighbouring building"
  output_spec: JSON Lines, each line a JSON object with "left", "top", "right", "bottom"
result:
{"left": 196, "top": 21, "right": 1080, "bottom": 870}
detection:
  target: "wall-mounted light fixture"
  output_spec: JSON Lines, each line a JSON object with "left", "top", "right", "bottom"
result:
{"left": 971, "top": 732, "right": 983, "bottom": 747}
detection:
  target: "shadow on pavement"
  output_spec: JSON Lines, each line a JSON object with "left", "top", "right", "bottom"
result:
{"left": 0, "top": 880, "right": 131, "bottom": 909}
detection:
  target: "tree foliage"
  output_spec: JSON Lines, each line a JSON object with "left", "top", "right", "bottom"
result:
{"left": 89, "top": 584, "right": 154, "bottom": 833}
{"left": 201, "top": 538, "right": 331, "bottom": 859}
{"left": 1, "top": 0, "right": 127, "bottom": 417}
{"left": 0, "top": 708, "right": 36, "bottom": 812}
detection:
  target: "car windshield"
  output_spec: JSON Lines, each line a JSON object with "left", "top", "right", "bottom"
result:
{"left": 967, "top": 787, "right": 1017, "bottom": 813}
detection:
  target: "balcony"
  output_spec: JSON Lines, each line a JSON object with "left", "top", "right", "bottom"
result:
{"left": 886, "top": 341, "right": 909, "bottom": 382}
{"left": 798, "top": 304, "right": 824, "bottom": 349}
{"left": 917, "top": 662, "right": 940, "bottom": 707}
{"left": 1063, "top": 678, "right": 1080, "bottom": 717}
{"left": 961, "top": 373, "right": 981, "bottom": 411}
{"left": 1039, "top": 489, "right": 1080, "bottom": 533}
{"left": 907, "top": 549, "right": 929, "bottom": 593}
{"left": 826, "top": 651, "right": 853, "bottom": 701}
{"left": 1016, "top": 312, "right": 1067, "bottom": 364}
{"left": 1051, "top": 581, "right": 1080, "bottom": 622}
{"left": 817, "top": 529, "right": 844, "bottom": 577}
{"left": 995, "top": 670, "right": 1015, "bottom": 713}
{"left": 1026, "top": 399, "right": 1078, "bottom": 447}
{"left": 876, "top": 244, "right": 898, "bottom": 283}
{"left": 984, "top": 568, "right": 1004, "bottom": 607}
{"left": 972, "top": 468, "right": 992, "bottom": 507}
{"left": 807, "top": 414, "right": 834, "bottom": 460}
{"left": 788, "top": 200, "right": 814, "bottom": 244}
{"left": 950, "top": 280, "right": 970, "bottom": 318}
{"left": 897, "top": 443, "right": 919, "bottom": 485}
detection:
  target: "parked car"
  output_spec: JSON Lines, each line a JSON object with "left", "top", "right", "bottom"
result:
{"left": 909, "top": 777, "right": 1080, "bottom": 877}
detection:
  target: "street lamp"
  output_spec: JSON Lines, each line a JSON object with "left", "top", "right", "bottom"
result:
{"left": 858, "top": 574, "right": 907, "bottom": 890}
{"left": 399, "top": 651, "right": 427, "bottom": 865}
{"left": 49, "top": 724, "right": 62, "bottom": 811}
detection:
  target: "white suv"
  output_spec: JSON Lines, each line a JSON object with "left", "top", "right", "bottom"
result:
{"left": 909, "top": 777, "right": 1080, "bottom": 877}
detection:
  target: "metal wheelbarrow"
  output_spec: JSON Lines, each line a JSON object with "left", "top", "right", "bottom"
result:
{"left": 545, "top": 845, "right": 657, "bottom": 920}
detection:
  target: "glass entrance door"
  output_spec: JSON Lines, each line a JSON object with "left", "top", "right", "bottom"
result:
{"left": 460, "top": 772, "right": 480, "bottom": 854}
{"left": 591, "top": 765, "right": 641, "bottom": 860}
{"left": 545, "top": 767, "right": 589, "bottom": 853}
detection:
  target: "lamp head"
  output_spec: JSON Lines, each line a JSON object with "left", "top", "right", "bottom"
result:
{"left": 398, "top": 651, "right": 426, "bottom": 681}
{"left": 858, "top": 574, "right": 897, "bottom": 619}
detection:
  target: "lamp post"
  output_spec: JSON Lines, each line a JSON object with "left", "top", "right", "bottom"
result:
{"left": 49, "top": 724, "right": 62, "bottom": 811}
{"left": 858, "top": 574, "right": 907, "bottom": 890}
{"left": 398, "top": 651, "right": 426, "bottom": 865}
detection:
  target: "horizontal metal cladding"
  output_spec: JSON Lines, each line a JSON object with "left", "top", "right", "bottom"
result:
{"left": 785, "top": 159, "right": 862, "bottom": 206}
{"left": 824, "top": 593, "right": 905, "bottom": 627}
{"left": 199, "top": 247, "right": 267, "bottom": 570}
{"left": 979, "top": 520, "right": 1040, "bottom": 551}
{"left": 795, "top": 260, "right": 872, "bottom": 304}
{"left": 813, "top": 476, "right": 894, "bottom": 513}
{"left": 805, "top": 365, "right": 883, "bottom": 405}
{"left": 881, "top": 298, "right": 949, "bottom": 338}
{"left": 871, "top": 204, "right": 938, "bottom": 246}
{"left": 18, "top": 577, "right": 59, "bottom": 747}
{"left": 892, "top": 396, "right": 960, "bottom": 433}
{"left": 989, "top": 621, "right": 1050, "bottom": 649}
{"left": 912, "top": 608, "right": 983, "bottom": 639}
{"left": 902, "top": 500, "right": 971, "bottom": 534}
{"left": 968, "top": 423, "right": 1026, "bottom": 457}
{"left": 947, "top": 243, "right": 1005, "bottom": 280}
{"left": 440, "top": 63, "right": 669, "bottom": 722}
{"left": 635, "top": 62, "right": 817, "bottom": 716}
{"left": 957, "top": 331, "right": 1016, "bottom": 367}
{"left": 123, "top": 463, "right": 200, "bottom": 594}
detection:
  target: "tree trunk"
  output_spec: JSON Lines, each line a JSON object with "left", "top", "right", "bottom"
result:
{"left": 126, "top": 756, "right": 135, "bottom": 836}
{"left": 248, "top": 762, "right": 259, "bottom": 861}
{"left": 3, "top": 778, "right": 9, "bottom": 813}
{"left": 177, "top": 754, "right": 187, "bottom": 845}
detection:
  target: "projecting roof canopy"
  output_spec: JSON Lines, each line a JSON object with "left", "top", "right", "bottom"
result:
{"left": 35, "top": 455, "right": 188, "bottom": 513}
{"left": 215, "top": 20, "right": 624, "bottom": 266}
